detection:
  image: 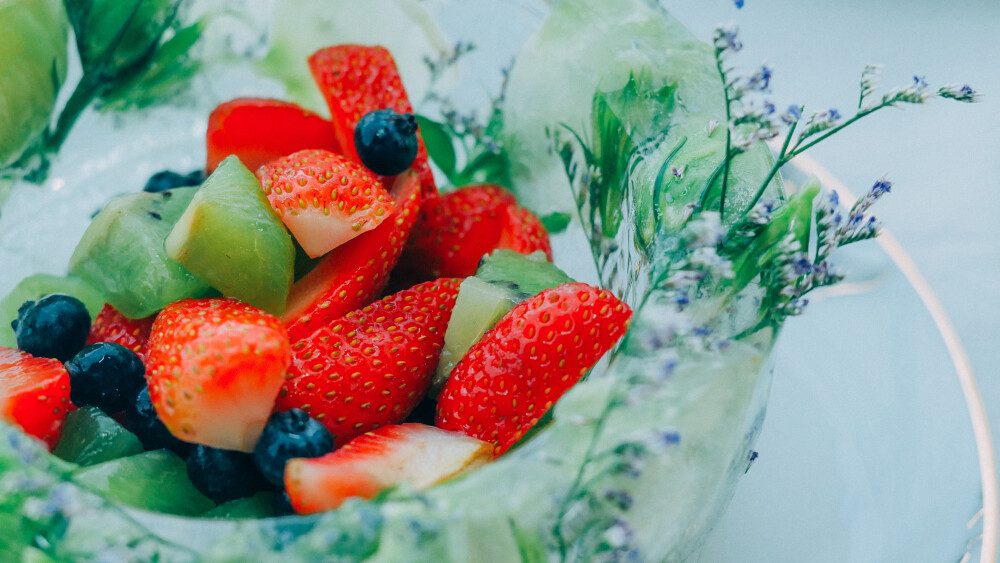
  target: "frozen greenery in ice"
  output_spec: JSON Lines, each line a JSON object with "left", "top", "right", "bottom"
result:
{"left": 4, "top": 0, "right": 215, "bottom": 182}
{"left": 415, "top": 42, "right": 515, "bottom": 191}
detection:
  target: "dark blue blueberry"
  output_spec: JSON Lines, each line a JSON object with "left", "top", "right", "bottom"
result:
{"left": 187, "top": 445, "right": 263, "bottom": 503}
{"left": 354, "top": 109, "right": 419, "bottom": 176}
{"left": 273, "top": 490, "right": 296, "bottom": 517}
{"left": 14, "top": 294, "right": 91, "bottom": 362}
{"left": 10, "top": 300, "right": 33, "bottom": 332}
{"left": 125, "top": 386, "right": 190, "bottom": 457}
{"left": 143, "top": 169, "right": 205, "bottom": 193}
{"left": 253, "top": 409, "right": 334, "bottom": 488}
{"left": 403, "top": 398, "right": 437, "bottom": 426}
{"left": 65, "top": 343, "right": 145, "bottom": 414}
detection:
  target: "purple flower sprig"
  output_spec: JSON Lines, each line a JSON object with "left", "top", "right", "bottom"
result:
{"left": 736, "top": 64, "right": 979, "bottom": 217}
{"left": 704, "top": 23, "right": 979, "bottom": 221}
{"left": 422, "top": 41, "right": 476, "bottom": 86}
{"left": 752, "top": 177, "right": 890, "bottom": 323}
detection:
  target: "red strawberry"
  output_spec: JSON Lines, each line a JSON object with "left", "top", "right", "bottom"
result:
{"left": 285, "top": 423, "right": 492, "bottom": 514}
{"left": 308, "top": 45, "right": 436, "bottom": 197}
{"left": 260, "top": 149, "right": 395, "bottom": 258}
{"left": 145, "top": 298, "right": 291, "bottom": 452}
{"left": 401, "top": 184, "right": 553, "bottom": 279}
{"left": 282, "top": 171, "right": 421, "bottom": 342}
{"left": 206, "top": 98, "right": 340, "bottom": 173}
{"left": 86, "top": 303, "right": 155, "bottom": 357}
{"left": 0, "top": 347, "right": 73, "bottom": 450}
{"left": 277, "top": 278, "right": 461, "bottom": 447}
{"left": 436, "top": 283, "right": 632, "bottom": 455}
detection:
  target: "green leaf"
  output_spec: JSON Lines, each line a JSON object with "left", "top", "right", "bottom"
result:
{"left": 455, "top": 150, "right": 512, "bottom": 188}
{"left": 66, "top": 0, "right": 181, "bottom": 81}
{"left": 541, "top": 212, "right": 572, "bottom": 234}
{"left": 591, "top": 89, "right": 634, "bottom": 238}
{"left": 790, "top": 178, "right": 820, "bottom": 249}
{"left": 0, "top": 0, "right": 68, "bottom": 168}
{"left": 725, "top": 186, "right": 818, "bottom": 294}
{"left": 415, "top": 115, "right": 458, "bottom": 180}
{"left": 97, "top": 16, "right": 208, "bottom": 111}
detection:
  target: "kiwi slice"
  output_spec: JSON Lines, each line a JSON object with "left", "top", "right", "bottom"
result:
{"left": 69, "top": 187, "right": 210, "bottom": 319}
{"left": 53, "top": 406, "right": 143, "bottom": 467}
{"left": 73, "top": 450, "right": 215, "bottom": 516}
{"left": 165, "top": 155, "right": 295, "bottom": 315}
{"left": 432, "top": 250, "right": 573, "bottom": 395}
{"left": 202, "top": 492, "right": 275, "bottom": 520}
{"left": 0, "top": 273, "right": 104, "bottom": 347}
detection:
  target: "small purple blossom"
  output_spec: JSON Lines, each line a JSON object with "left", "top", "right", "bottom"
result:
{"left": 713, "top": 24, "right": 743, "bottom": 54}
{"left": 938, "top": 84, "right": 980, "bottom": 103}
{"left": 884, "top": 76, "right": 931, "bottom": 105}
{"left": 734, "top": 0, "right": 745, "bottom": 8}
{"left": 671, "top": 291, "right": 690, "bottom": 308}
{"left": 815, "top": 190, "right": 844, "bottom": 258}
{"left": 604, "top": 490, "right": 634, "bottom": 511}
{"left": 790, "top": 254, "right": 812, "bottom": 276}
{"left": 781, "top": 105, "right": 802, "bottom": 125}
{"left": 692, "top": 325, "right": 712, "bottom": 337}
{"left": 745, "top": 64, "right": 773, "bottom": 92}
{"left": 851, "top": 176, "right": 892, "bottom": 217}
{"left": 800, "top": 109, "right": 842, "bottom": 138}
{"left": 604, "top": 519, "right": 636, "bottom": 549}
{"left": 746, "top": 199, "right": 776, "bottom": 225}
{"left": 660, "top": 430, "right": 681, "bottom": 446}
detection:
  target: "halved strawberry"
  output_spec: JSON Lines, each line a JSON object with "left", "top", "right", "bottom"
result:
{"left": 145, "top": 298, "right": 291, "bottom": 452}
{"left": 277, "top": 278, "right": 460, "bottom": 447}
{"left": 282, "top": 171, "right": 421, "bottom": 342}
{"left": 308, "top": 45, "right": 436, "bottom": 197}
{"left": 206, "top": 98, "right": 339, "bottom": 173}
{"left": 436, "top": 283, "right": 632, "bottom": 455}
{"left": 285, "top": 423, "right": 492, "bottom": 514}
{"left": 0, "top": 347, "right": 73, "bottom": 450}
{"left": 400, "top": 184, "right": 553, "bottom": 279}
{"left": 260, "top": 149, "right": 395, "bottom": 258}
{"left": 85, "top": 303, "right": 155, "bottom": 357}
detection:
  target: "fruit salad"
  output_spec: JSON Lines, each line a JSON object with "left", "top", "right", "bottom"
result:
{"left": 3, "top": 22, "right": 640, "bottom": 519}
{"left": 0, "top": 0, "right": 975, "bottom": 560}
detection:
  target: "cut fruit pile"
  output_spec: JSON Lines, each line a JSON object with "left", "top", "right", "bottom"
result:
{"left": 0, "top": 43, "right": 632, "bottom": 518}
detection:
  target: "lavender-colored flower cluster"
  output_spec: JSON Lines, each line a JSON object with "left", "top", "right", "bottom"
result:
{"left": 839, "top": 177, "right": 891, "bottom": 245}
{"left": 763, "top": 178, "right": 891, "bottom": 319}
{"left": 938, "top": 84, "right": 980, "bottom": 103}
{"left": 713, "top": 23, "right": 743, "bottom": 55}
{"left": 423, "top": 41, "right": 476, "bottom": 84}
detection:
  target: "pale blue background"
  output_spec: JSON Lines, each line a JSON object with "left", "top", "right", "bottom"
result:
{"left": 660, "top": 1, "right": 1000, "bottom": 560}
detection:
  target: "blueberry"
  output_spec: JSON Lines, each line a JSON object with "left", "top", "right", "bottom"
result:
{"left": 403, "top": 398, "right": 437, "bottom": 426}
{"left": 253, "top": 409, "right": 334, "bottom": 488}
{"left": 354, "top": 109, "right": 419, "bottom": 176}
{"left": 65, "top": 343, "right": 145, "bottom": 414}
{"left": 125, "top": 386, "right": 190, "bottom": 457}
{"left": 273, "top": 490, "right": 296, "bottom": 517}
{"left": 187, "top": 445, "right": 263, "bottom": 503}
{"left": 143, "top": 169, "right": 205, "bottom": 193}
{"left": 14, "top": 294, "right": 91, "bottom": 362}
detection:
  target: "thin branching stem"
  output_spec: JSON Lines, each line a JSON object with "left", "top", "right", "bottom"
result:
{"left": 714, "top": 53, "right": 734, "bottom": 217}
{"left": 743, "top": 120, "right": 796, "bottom": 214}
